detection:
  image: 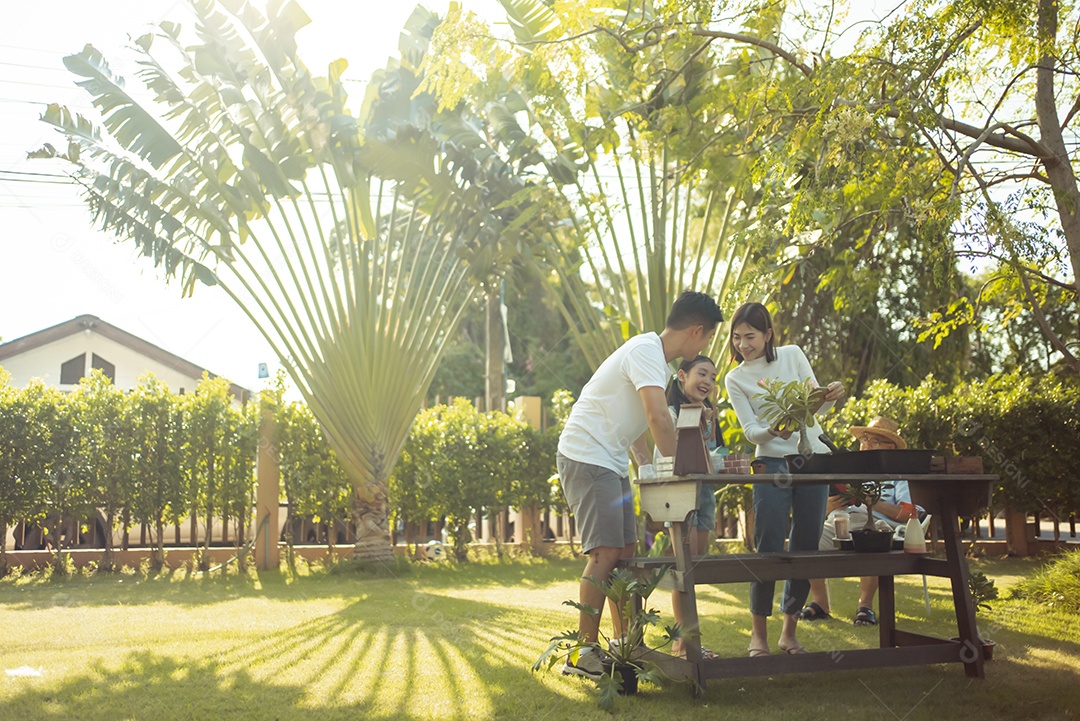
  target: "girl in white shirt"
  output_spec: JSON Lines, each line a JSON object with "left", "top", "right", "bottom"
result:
{"left": 724, "top": 302, "right": 846, "bottom": 657}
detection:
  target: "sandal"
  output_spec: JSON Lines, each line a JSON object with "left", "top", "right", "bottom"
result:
{"left": 797, "top": 601, "right": 832, "bottom": 621}
{"left": 748, "top": 645, "right": 770, "bottom": 658}
{"left": 778, "top": 640, "right": 809, "bottom": 655}
{"left": 853, "top": 606, "right": 878, "bottom": 626}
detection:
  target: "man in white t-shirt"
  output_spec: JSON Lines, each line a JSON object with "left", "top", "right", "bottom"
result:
{"left": 556, "top": 290, "right": 723, "bottom": 680}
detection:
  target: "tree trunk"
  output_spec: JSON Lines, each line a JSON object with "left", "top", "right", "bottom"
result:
{"left": 102, "top": 509, "right": 115, "bottom": 573}
{"left": 1035, "top": 0, "right": 1080, "bottom": 371}
{"left": 351, "top": 481, "right": 395, "bottom": 563}
{"left": 485, "top": 283, "right": 507, "bottom": 414}
{"left": 154, "top": 519, "right": 165, "bottom": 571}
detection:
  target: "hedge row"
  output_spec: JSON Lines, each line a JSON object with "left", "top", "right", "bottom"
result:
{"left": 390, "top": 398, "right": 560, "bottom": 561}
{"left": 0, "top": 369, "right": 256, "bottom": 570}
{"left": 809, "top": 370, "right": 1080, "bottom": 515}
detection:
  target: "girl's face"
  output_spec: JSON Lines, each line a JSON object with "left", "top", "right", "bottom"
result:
{"left": 679, "top": 360, "right": 717, "bottom": 404}
{"left": 731, "top": 322, "right": 771, "bottom": 362}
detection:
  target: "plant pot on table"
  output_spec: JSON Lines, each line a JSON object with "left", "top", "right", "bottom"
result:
{"left": 850, "top": 528, "right": 894, "bottom": 553}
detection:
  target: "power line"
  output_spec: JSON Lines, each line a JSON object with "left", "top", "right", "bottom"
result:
{"left": 0, "top": 59, "right": 68, "bottom": 72}
{"left": 0, "top": 169, "right": 71, "bottom": 178}
{"left": 0, "top": 77, "right": 78, "bottom": 91}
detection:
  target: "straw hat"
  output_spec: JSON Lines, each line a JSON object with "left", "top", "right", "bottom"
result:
{"left": 848, "top": 416, "right": 907, "bottom": 449}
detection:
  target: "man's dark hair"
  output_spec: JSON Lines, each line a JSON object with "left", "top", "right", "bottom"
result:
{"left": 665, "top": 290, "right": 723, "bottom": 331}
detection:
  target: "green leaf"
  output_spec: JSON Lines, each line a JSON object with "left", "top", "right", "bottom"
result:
{"left": 63, "top": 45, "right": 182, "bottom": 168}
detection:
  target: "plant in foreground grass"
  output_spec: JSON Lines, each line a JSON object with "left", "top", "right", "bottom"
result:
{"left": 533, "top": 566, "right": 676, "bottom": 708}
{"left": 968, "top": 570, "right": 999, "bottom": 658}
{"left": 1013, "top": 548, "right": 1080, "bottom": 614}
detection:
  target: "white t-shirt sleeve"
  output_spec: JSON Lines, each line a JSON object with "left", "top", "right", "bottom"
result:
{"left": 623, "top": 340, "right": 670, "bottom": 390}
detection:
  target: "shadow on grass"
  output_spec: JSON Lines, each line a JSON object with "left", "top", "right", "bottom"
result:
{"left": 0, "top": 592, "right": 592, "bottom": 721}
{"left": 0, "top": 651, "right": 309, "bottom": 718}
{"left": 0, "top": 556, "right": 585, "bottom": 610}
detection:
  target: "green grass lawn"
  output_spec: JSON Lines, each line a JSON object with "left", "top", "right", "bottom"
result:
{"left": 1, "top": 554, "right": 1077, "bottom": 720}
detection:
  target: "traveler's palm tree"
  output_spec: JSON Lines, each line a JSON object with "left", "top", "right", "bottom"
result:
{"left": 428, "top": 0, "right": 774, "bottom": 369}
{"left": 32, "top": 1, "right": 479, "bottom": 560}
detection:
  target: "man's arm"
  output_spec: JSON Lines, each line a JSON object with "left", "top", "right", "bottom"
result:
{"left": 640, "top": 386, "right": 677, "bottom": 458}
{"left": 629, "top": 433, "right": 651, "bottom": 467}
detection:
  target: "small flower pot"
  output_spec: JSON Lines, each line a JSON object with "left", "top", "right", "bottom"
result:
{"left": 614, "top": 663, "right": 639, "bottom": 695}
{"left": 850, "top": 528, "right": 894, "bottom": 553}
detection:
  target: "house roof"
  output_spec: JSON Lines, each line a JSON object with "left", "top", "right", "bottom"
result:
{"left": 0, "top": 314, "right": 251, "bottom": 402}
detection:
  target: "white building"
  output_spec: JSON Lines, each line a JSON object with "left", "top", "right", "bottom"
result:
{"left": 0, "top": 314, "right": 250, "bottom": 402}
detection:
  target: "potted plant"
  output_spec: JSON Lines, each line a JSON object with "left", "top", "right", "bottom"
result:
{"left": 839, "top": 480, "right": 896, "bottom": 552}
{"left": 968, "top": 571, "right": 999, "bottom": 660}
{"left": 533, "top": 566, "right": 677, "bottom": 708}
{"left": 754, "top": 378, "right": 829, "bottom": 456}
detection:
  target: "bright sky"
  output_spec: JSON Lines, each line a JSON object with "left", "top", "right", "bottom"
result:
{"left": 0, "top": 0, "right": 501, "bottom": 393}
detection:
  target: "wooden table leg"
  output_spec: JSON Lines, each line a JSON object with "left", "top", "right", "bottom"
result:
{"left": 940, "top": 497, "right": 985, "bottom": 679}
{"left": 669, "top": 520, "right": 704, "bottom": 694}
{"left": 878, "top": 573, "right": 896, "bottom": 648}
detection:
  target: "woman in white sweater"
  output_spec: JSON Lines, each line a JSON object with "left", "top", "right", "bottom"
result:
{"left": 724, "top": 302, "right": 846, "bottom": 657}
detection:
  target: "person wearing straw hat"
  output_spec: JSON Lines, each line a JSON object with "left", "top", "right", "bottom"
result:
{"left": 797, "top": 416, "right": 925, "bottom": 626}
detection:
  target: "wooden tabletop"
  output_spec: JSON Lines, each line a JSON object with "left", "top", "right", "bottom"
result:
{"left": 637, "top": 472, "right": 998, "bottom": 485}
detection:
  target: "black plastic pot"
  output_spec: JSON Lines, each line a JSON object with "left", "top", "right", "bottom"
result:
{"left": 850, "top": 528, "right": 894, "bottom": 553}
{"left": 614, "top": 663, "right": 639, "bottom": 695}
{"left": 784, "top": 449, "right": 934, "bottom": 475}
{"left": 783, "top": 453, "right": 833, "bottom": 474}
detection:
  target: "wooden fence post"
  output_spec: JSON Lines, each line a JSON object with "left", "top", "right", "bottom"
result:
{"left": 254, "top": 397, "right": 280, "bottom": 571}
{"left": 1004, "top": 507, "right": 1032, "bottom": 556}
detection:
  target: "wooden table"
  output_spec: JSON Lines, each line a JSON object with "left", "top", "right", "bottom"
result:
{"left": 625, "top": 471, "right": 998, "bottom": 692}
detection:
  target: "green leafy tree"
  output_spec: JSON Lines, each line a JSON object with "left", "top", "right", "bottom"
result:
{"left": 220, "top": 397, "right": 257, "bottom": 569}
{"left": 33, "top": 1, "right": 480, "bottom": 561}
{"left": 396, "top": 400, "right": 527, "bottom": 561}
{"left": 624, "top": 0, "right": 1080, "bottom": 374}
{"left": 271, "top": 375, "right": 351, "bottom": 561}
{"left": 181, "top": 375, "right": 235, "bottom": 570}
{"left": 426, "top": 0, "right": 765, "bottom": 367}
{"left": 27, "top": 382, "right": 83, "bottom": 571}
{"left": 69, "top": 370, "right": 135, "bottom": 572}
{"left": 0, "top": 372, "right": 50, "bottom": 571}
{"left": 128, "top": 374, "right": 184, "bottom": 570}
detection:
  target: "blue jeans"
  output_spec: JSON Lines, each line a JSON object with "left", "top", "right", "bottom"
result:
{"left": 750, "top": 456, "right": 827, "bottom": 617}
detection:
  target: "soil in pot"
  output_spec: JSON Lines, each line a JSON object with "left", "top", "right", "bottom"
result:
{"left": 850, "top": 528, "right": 894, "bottom": 552}
{"left": 614, "top": 663, "right": 639, "bottom": 695}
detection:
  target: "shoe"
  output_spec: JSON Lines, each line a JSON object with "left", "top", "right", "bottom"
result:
{"left": 853, "top": 607, "right": 878, "bottom": 626}
{"left": 561, "top": 649, "right": 611, "bottom": 680}
{"left": 608, "top": 637, "right": 647, "bottom": 658}
{"left": 797, "top": 601, "right": 832, "bottom": 621}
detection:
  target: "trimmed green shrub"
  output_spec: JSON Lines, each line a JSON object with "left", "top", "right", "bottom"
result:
{"left": 820, "top": 370, "right": 1080, "bottom": 515}
{"left": 1012, "top": 549, "right": 1080, "bottom": 614}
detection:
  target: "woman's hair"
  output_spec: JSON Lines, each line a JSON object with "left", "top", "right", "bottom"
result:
{"left": 728, "top": 302, "right": 776, "bottom": 364}
{"left": 665, "top": 355, "right": 724, "bottom": 448}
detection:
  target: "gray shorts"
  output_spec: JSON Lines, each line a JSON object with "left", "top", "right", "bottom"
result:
{"left": 557, "top": 452, "right": 636, "bottom": 554}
